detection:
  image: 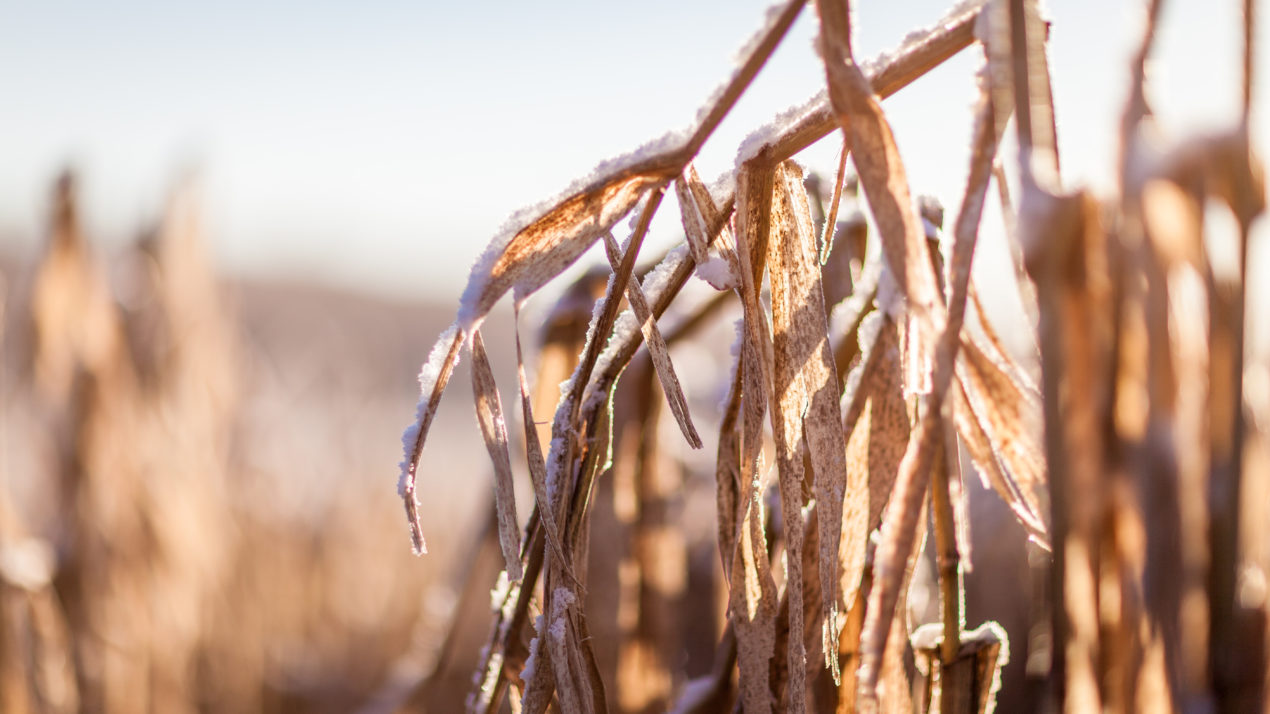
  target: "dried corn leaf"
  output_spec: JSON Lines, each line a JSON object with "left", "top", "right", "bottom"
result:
{"left": 544, "top": 192, "right": 665, "bottom": 524}
{"left": 399, "top": 324, "right": 465, "bottom": 554}
{"left": 729, "top": 164, "right": 781, "bottom": 712}
{"left": 679, "top": 164, "right": 742, "bottom": 290}
{"left": 819, "top": 141, "right": 851, "bottom": 264}
{"left": 682, "top": 163, "right": 738, "bottom": 257}
{"left": 734, "top": 165, "right": 777, "bottom": 394}
{"left": 955, "top": 333, "right": 1046, "bottom": 529}
{"left": 470, "top": 565, "right": 532, "bottom": 714}
{"left": 772, "top": 504, "right": 828, "bottom": 706}
{"left": 461, "top": 175, "right": 666, "bottom": 333}
{"left": 409, "top": 0, "right": 808, "bottom": 557}
{"left": 602, "top": 231, "right": 703, "bottom": 448}
{"left": 855, "top": 77, "right": 1005, "bottom": 706}
{"left": 951, "top": 377, "right": 1047, "bottom": 543}
{"left": 765, "top": 163, "right": 814, "bottom": 706}
{"left": 842, "top": 312, "right": 907, "bottom": 597}
{"left": 770, "top": 160, "right": 853, "bottom": 684}
{"left": 717, "top": 349, "right": 744, "bottom": 577}
{"left": 729, "top": 477, "right": 779, "bottom": 714}
{"left": 542, "top": 586, "right": 602, "bottom": 714}
{"left": 675, "top": 172, "right": 712, "bottom": 266}
{"left": 471, "top": 330, "right": 524, "bottom": 583}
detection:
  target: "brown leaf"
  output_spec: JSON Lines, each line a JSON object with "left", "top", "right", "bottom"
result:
{"left": 950, "top": 375, "right": 1047, "bottom": 545}
{"left": 602, "top": 231, "right": 703, "bottom": 449}
{"left": 765, "top": 164, "right": 812, "bottom": 707}
{"left": 770, "top": 160, "right": 854, "bottom": 685}
{"left": 820, "top": 141, "right": 851, "bottom": 265}
{"left": 842, "top": 312, "right": 907, "bottom": 602}
{"left": 399, "top": 324, "right": 465, "bottom": 554}
{"left": 815, "top": 0, "right": 944, "bottom": 345}
{"left": 460, "top": 173, "right": 669, "bottom": 333}
{"left": 717, "top": 346, "right": 744, "bottom": 578}
{"left": 471, "top": 329, "right": 524, "bottom": 583}
{"left": 728, "top": 164, "right": 781, "bottom": 714}
{"left": 956, "top": 332, "right": 1047, "bottom": 532}
{"left": 542, "top": 585, "right": 601, "bottom": 714}
{"left": 729, "top": 474, "right": 779, "bottom": 714}
{"left": 852, "top": 72, "right": 1004, "bottom": 706}
{"left": 674, "top": 171, "right": 712, "bottom": 266}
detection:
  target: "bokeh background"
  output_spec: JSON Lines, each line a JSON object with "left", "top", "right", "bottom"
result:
{"left": 1, "top": 1, "right": 1267, "bottom": 711}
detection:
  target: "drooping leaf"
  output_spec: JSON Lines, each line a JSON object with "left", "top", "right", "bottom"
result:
{"left": 399, "top": 324, "right": 465, "bottom": 554}
{"left": 471, "top": 329, "right": 524, "bottom": 583}
{"left": 602, "top": 231, "right": 703, "bottom": 448}
{"left": 770, "top": 160, "right": 854, "bottom": 684}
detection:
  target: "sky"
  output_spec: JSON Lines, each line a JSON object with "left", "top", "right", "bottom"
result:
{"left": 0, "top": 0, "right": 1265, "bottom": 303}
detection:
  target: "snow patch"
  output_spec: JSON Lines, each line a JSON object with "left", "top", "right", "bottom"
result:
{"left": 521, "top": 615, "right": 545, "bottom": 684}
{"left": 695, "top": 254, "right": 739, "bottom": 290}
{"left": 548, "top": 588, "right": 577, "bottom": 644}
{"left": 489, "top": 570, "right": 511, "bottom": 610}
{"left": 736, "top": 89, "right": 829, "bottom": 167}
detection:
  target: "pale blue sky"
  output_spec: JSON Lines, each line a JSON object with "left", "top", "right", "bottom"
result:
{"left": 0, "top": 1, "right": 1264, "bottom": 300}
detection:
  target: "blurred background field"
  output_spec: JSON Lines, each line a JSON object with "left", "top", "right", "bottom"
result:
{"left": 0, "top": 174, "right": 519, "bottom": 712}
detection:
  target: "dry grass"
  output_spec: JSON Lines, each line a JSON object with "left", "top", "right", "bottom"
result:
{"left": 400, "top": 0, "right": 1269, "bottom": 712}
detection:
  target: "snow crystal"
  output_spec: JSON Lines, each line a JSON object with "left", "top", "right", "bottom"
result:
{"left": 548, "top": 617, "right": 567, "bottom": 644}
{"left": 732, "top": 0, "right": 795, "bottom": 67}
{"left": 489, "top": 570, "right": 511, "bottom": 610}
{"left": 548, "top": 588, "right": 577, "bottom": 644}
{"left": 398, "top": 323, "right": 461, "bottom": 498}
{"left": 695, "top": 254, "right": 738, "bottom": 290}
{"left": 875, "top": 262, "right": 906, "bottom": 320}
{"left": 858, "top": 308, "right": 885, "bottom": 357}
{"left": 922, "top": 217, "right": 940, "bottom": 241}
{"left": 708, "top": 169, "right": 737, "bottom": 206}
{"left": 521, "top": 615, "right": 545, "bottom": 684}
{"left": 642, "top": 243, "right": 693, "bottom": 298}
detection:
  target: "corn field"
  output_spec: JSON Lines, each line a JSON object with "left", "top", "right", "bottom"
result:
{"left": 400, "top": 0, "right": 1270, "bottom": 712}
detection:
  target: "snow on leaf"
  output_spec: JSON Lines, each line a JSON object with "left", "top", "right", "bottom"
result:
{"left": 398, "top": 323, "right": 464, "bottom": 555}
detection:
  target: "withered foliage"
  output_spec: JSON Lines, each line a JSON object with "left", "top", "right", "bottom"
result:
{"left": 400, "top": 0, "right": 1268, "bottom": 712}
